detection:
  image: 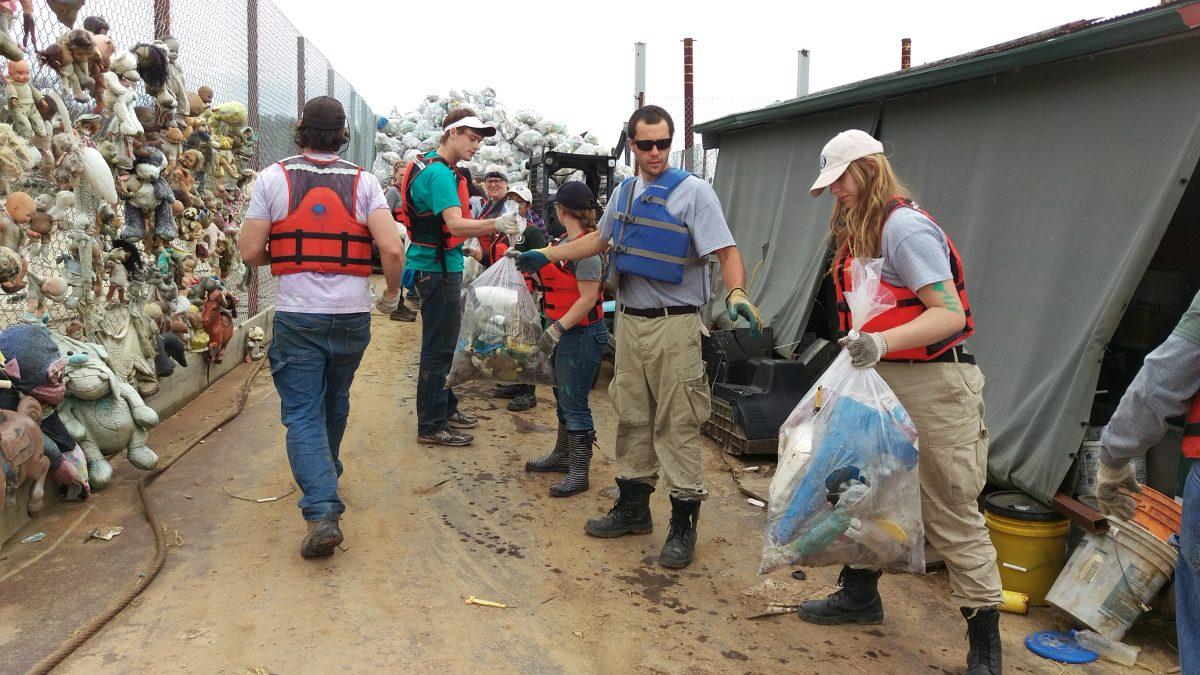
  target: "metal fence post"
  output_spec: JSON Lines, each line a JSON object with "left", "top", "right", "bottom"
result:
{"left": 154, "top": 0, "right": 171, "bottom": 37}
{"left": 326, "top": 67, "right": 334, "bottom": 98}
{"left": 247, "top": 0, "right": 261, "bottom": 317}
{"left": 297, "top": 36, "right": 306, "bottom": 115}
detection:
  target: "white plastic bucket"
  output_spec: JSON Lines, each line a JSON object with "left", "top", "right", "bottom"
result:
{"left": 1046, "top": 517, "right": 1177, "bottom": 641}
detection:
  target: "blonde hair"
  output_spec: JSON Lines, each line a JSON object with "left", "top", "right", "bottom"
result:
{"left": 557, "top": 204, "right": 598, "bottom": 233}
{"left": 827, "top": 153, "right": 910, "bottom": 274}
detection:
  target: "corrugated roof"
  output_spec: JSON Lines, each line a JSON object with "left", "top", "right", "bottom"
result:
{"left": 696, "top": 1, "right": 1200, "bottom": 144}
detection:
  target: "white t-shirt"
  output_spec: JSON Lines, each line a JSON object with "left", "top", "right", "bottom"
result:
{"left": 246, "top": 153, "right": 389, "bottom": 314}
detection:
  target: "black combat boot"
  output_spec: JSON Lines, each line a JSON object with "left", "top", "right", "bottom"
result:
{"left": 658, "top": 496, "right": 700, "bottom": 569}
{"left": 525, "top": 425, "right": 569, "bottom": 473}
{"left": 962, "top": 607, "right": 1002, "bottom": 675}
{"left": 796, "top": 566, "right": 884, "bottom": 624}
{"left": 299, "top": 517, "right": 343, "bottom": 559}
{"left": 550, "top": 430, "right": 593, "bottom": 497}
{"left": 584, "top": 478, "right": 654, "bottom": 537}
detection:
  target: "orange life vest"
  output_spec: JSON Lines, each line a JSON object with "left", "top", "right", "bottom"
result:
{"left": 1184, "top": 395, "right": 1199, "bottom": 459}
{"left": 833, "top": 197, "right": 975, "bottom": 361}
{"left": 403, "top": 154, "right": 470, "bottom": 272}
{"left": 268, "top": 155, "right": 373, "bottom": 277}
{"left": 538, "top": 236, "right": 604, "bottom": 326}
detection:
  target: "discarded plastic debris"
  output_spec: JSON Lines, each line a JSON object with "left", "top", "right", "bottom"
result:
{"left": 90, "top": 526, "right": 123, "bottom": 541}
{"left": 999, "top": 589, "right": 1029, "bottom": 615}
{"left": 465, "top": 596, "right": 508, "bottom": 609}
{"left": 1024, "top": 630, "right": 1097, "bottom": 664}
{"left": 747, "top": 604, "right": 801, "bottom": 619}
{"left": 747, "top": 498, "right": 766, "bottom": 508}
{"left": 1072, "top": 629, "right": 1139, "bottom": 667}
{"left": 791, "top": 569, "right": 807, "bottom": 581}
{"left": 21, "top": 532, "right": 45, "bottom": 543}
{"left": 223, "top": 483, "right": 297, "bottom": 503}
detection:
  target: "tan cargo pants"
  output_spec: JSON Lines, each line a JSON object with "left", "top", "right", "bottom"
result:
{"left": 608, "top": 312, "right": 710, "bottom": 501}
{"left": 875, "top": 359, "right": 1004, "bottom": 608}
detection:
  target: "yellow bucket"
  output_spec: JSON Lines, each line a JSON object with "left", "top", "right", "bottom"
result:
{"left": 983, "top": 491, "right": 1069, "bottom": 606}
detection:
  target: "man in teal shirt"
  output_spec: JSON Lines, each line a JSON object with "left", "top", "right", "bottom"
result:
{"left": 405, "top": 108, "right": 521, "bottom": 446}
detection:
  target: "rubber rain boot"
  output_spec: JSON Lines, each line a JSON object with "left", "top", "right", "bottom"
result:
{"left": 962, "top": 606, "right": 1002, "bottom": 675}
{"left": 525, "top": 425, "right": 569, "bottom": 473}
{"left": 658, "top": 496, "right": 700, "bottom": 569}
{"left": 796, "top": 566, "right": 884, "bottom": 625}
{"left": 550, "top": 430, "right": 593, "bottom": 497}
{"left": 585, "top": 478, "right": 654, "bottom": 537}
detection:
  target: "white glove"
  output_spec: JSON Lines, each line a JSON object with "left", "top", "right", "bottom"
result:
{"left": 839, "top": 331, "right": 888, "bottom": 368}
{"left": 494, "top": 212, "right": 521, "bottom": 236}
{"left": 374, "top": 288, "right": 401, "bottom": 314}
{"left": 1095, "top": 459, "right": 1140, "bottom": 520}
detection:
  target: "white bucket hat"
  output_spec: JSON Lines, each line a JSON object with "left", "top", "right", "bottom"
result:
{"left": 809, "top": 129, "right": 885, "bottom": 197}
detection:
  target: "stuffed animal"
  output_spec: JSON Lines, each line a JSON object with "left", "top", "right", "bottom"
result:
{"left": 48, "top": 189, "right": 74, "bottom": 227}
{"left": 202, "top": 287, "right": 236, "bottom": 363}
{"left": 133, "top": 42, "right": 174, "bottom": 111}
{"left": 101, "top": 50, "right": 143, "bottom": 161}
{"left": 0, "top": 323, "right": 67, "bottom": 407}
{"left": 5, "top": 60, "right": 46, "bottom": 139}
{"left": 104, "top": 248, "right": 127, "bottom": 304}
{"left": 0, "top": 395, "right": 49, "bottom": 515}
{"left": 51, "top": 335, "right": 160, "bottom": 489}
{"left": 0, "top": 123, "right": 35, "bottom": 195}
{"left": 119, "top": 157, "right": 177, "bottom": 243}
{"left": 0, "top": 244, "right": 26, "bottom": 292}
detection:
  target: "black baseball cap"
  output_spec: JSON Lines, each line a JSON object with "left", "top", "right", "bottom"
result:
{"left": 556, "top": 181, "right": 595, "bottom": 210}
{"left": 299, "top": 96, "right": 346, "bottom": 130}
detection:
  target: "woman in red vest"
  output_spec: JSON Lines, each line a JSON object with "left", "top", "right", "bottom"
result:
{"left": 522, "top": 182, "right": 609, "bottom": 497}
{"left": 801, "top": 130, "right": 1002, "bottom": 675}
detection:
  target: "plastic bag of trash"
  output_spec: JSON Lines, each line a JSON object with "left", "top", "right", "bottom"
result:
{"left": 761, "top": 258, "right": 923, "bottom": 574}
{"left": 446, "top": 256, "right": 555, "bottom": 388}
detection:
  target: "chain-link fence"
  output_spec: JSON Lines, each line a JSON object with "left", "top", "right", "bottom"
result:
{"left": 670, "top": 146, "right": 719, "bottom": 182}
{"left": 4, "top": 0, "right": 375, "bottom": 330}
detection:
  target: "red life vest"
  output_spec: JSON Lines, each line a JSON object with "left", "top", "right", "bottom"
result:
{"left": 268, "top": 155, "right": 373, "bottom": 277}
{"left": 403, "top": 154, "right": 470, "bottom": 272}
{"left": 1184, "top": 395, "right": 1199, "bottom": 459}
{"left": 538, "top": 236, "right": 604, "bottom": 326}
{"left": 833, "top": 197, "right": 975, "bottom": 361}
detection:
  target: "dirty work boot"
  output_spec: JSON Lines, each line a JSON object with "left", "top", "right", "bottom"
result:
{"left": 525, "top": 425, "right": 569, "bottom": 473}
{"left": 585, "top": 478, "right": 654, "bottom": 537}
{"left": 962, "top": 607, "right": 1002, "bottom": 675}
{"left": 492, "top": 383, "right": 522, "bottom": 399}
{"left": 507, "top": 390, "right": 537, "bottom": 411}
{"left": 550, "top": 430, "right": 594, "bottom": 497}
{"left": 658, "top": 496, "right": 701, "bottom": 569}
{"left": 796, "top": 566, "right": 884, "bottom": 625}
{"left": 300, "top": 518, "right": 343, "bottom": 559}
{"left": 389, "top": 303, "right": 417, "bottom": 322}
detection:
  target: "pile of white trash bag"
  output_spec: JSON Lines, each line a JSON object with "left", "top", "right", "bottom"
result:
{"left": 371, "top": 88, "right": 630, "bottom": 187}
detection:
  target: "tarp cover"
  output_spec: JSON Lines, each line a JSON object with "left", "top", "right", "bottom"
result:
{"left": 709, "top": 35, "right": 1200, "bottom": 501}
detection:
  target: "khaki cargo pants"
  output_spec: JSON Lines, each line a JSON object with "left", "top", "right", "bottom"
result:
{"left": 609, "top": 312, "right": 710, "bottom": 501}
{"left": 875, "top": 359, "right": 1004, "bottom": 608}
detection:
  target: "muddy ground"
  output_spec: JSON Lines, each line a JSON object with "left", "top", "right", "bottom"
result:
{"left": 0, "top": 314, "right": 1180, "bottom": 673}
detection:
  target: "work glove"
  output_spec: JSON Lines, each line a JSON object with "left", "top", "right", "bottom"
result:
{"left": 494, "top": 212, "right": 521, "bottom": 237}
{"left": 539, "top": 321, "right": 563, "bottom": 354}
{"left": 511, "top": 248, "right": 551, "bottom": 274}
{"left": 839, "top": 331, "right": 888, "bottom": 368}
{"left": 1095, "top": 459, "right": 1140, "bottom": 521}
{"left": 374, "top": 287, "right": 401, "bottom": 315}
{"left": 725, "top": 287, "right": 763, "bottom": 338}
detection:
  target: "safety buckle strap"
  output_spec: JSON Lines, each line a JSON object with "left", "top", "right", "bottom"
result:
{"left": 611, "top": 244, "right": 703, "bottom": 266}
{"left": 269, "top": 255, "right": 373, "bottom": 265}
{"left": 1183, "top": 422, "right": 1200, "bottom": 436}
{"left": 268, "top": 231, "right": 372, "bottom": 244}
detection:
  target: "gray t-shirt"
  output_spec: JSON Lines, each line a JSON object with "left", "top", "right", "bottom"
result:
{"left": 554, "top": 233, "right": 603, "bottom": 281}
{"left": 880, "top": 206, "right": 952, "bottom": 291}
{"left": 598, "top": 174, "right": 735, "bottom": 309}
{"left": 383, "top": 185, "right": 401, "bottom": 213}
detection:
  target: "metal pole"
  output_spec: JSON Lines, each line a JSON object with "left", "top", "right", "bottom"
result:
{"left": 634, "top": 42, "right": 646, "bottom": 110}
{"left": 326, "top": 67, "right": 334, "bottom": 98}
{"left": 797, "top": 49, "right": 810, "bottom": 97}
{"left": 634, "top": 92, "right": 644, "bottom": 177}
{"left": 297, "top": 36, "right": 306, "bottom": 116}
{"left": 246, "top": 0, "right": 260, "bottom": 317}
{"left": 901, "top": 38, "right": 912, "bottom": 70}
{"left": 153, "top": 0, "right": 170, "bottom": 37}
{"left": 683, "top": 37, "right": 694, "bottom": 173}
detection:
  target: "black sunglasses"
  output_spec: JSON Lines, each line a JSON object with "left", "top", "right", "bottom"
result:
{"left": 632, "top": 138, "right": 672, "bottom": 151}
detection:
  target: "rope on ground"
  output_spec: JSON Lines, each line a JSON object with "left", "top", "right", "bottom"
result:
{"left": 32, "top": 358, "right": 268, "bottom": 675}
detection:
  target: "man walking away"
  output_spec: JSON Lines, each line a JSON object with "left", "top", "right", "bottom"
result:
{"left": 240, "top": 96, "right": 406, "bottom": 559}
{"left": 403, "top": 108, "right": 522, "bottom": 446}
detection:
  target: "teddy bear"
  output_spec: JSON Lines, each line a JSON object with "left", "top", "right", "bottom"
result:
{"left": 104, "top": 248, "right": 128, "bottom": 305}
{"left": 5, "top": 60, "right": 46, "bottom": 139}
{"left": 119, "top": 157, "right": 177, "bottom": 243}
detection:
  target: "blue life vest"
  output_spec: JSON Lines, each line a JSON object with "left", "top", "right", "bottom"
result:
{"left": 609, "top": 168, "right": 703, "bottom": 285}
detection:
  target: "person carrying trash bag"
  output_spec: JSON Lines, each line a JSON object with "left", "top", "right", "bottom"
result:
{"left": 518, "top": 181, "right": 609, "bottom": 497}
{"left": 801, "top": 130, "right": 1002, "bottom": 675}
{"left": 1093, "top": 288, "right": 1199, "bottom": 673}
{"left": 403, "top": 108, "right": 523, "bottom": 446}
{"left": 514, "top": 105, "right": 763, "bottom": 570}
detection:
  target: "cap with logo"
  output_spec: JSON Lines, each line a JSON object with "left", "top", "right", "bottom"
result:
{"left": 809, "top": 129, "right": 885, "bottom": 197}
{"left": 506, "top": 184, "right": 532, "bottom": 203}
{"left": 299, "top": 96, "right": 346, "bottom": 130}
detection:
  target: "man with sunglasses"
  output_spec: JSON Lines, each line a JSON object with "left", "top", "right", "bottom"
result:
{"left": 515, "top": 105, "right": 762, "bottom": 569}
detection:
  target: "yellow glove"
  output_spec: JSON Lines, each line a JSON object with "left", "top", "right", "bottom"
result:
{"left": 725, "top": 287, "right": 763, "bottom": 337}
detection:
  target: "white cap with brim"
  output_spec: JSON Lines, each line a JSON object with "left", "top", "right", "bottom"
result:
{"left": 506, "top": 185, "right": 532, "bottom": 203}
{"left": 443, "top": 115, "right": 497, "bottom": 137}
{"left": 809, "top": 129, "right": 885, "bottom": 197}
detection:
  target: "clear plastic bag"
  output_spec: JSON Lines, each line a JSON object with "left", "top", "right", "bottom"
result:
{"left": 446, "top": 256, "right": 555, "bottom": 388}
{"left": 761, "top": 258, "right": 924, "bottom": 574}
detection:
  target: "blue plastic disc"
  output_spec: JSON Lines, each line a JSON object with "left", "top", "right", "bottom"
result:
{"left": 312, "top": 204, "right": 326, "bottom": 215}
{"left": 1024, "top": 631, "right": 1098, "bottom": 664}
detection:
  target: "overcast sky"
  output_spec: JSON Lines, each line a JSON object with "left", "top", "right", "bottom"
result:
{"left": 276, "top": 0, "right": 1152, "bottom": 148}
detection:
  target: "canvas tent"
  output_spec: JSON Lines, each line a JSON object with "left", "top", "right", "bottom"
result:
{"left": 695, "top": 3, "right": 1200, "bottom": 502}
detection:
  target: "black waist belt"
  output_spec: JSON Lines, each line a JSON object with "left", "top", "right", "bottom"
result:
{"left": 883, "top": 344, "right": 976, "bottom": 366}
{"left": 620, "top": 305, "right": 700, "bottom": 318}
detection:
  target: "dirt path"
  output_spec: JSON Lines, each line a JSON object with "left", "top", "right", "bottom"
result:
{"left": 1, "top": 315, "right": 1179, "bottom": 673}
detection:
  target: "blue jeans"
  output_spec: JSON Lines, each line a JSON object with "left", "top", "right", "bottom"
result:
{"left": 415, "top": 271, "right": 462, "bottom": 435}
{"left": 269, "top": 312, "right": 371, "bottom": 521}
{"left": 402, "top": 268, "right": 417, "bottom": 294}
{"left": 1177, "top": 462, "right": 1198, "bottom": 673}
{"left": 552, "top": 321, "right": 609, "bottom": 431}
